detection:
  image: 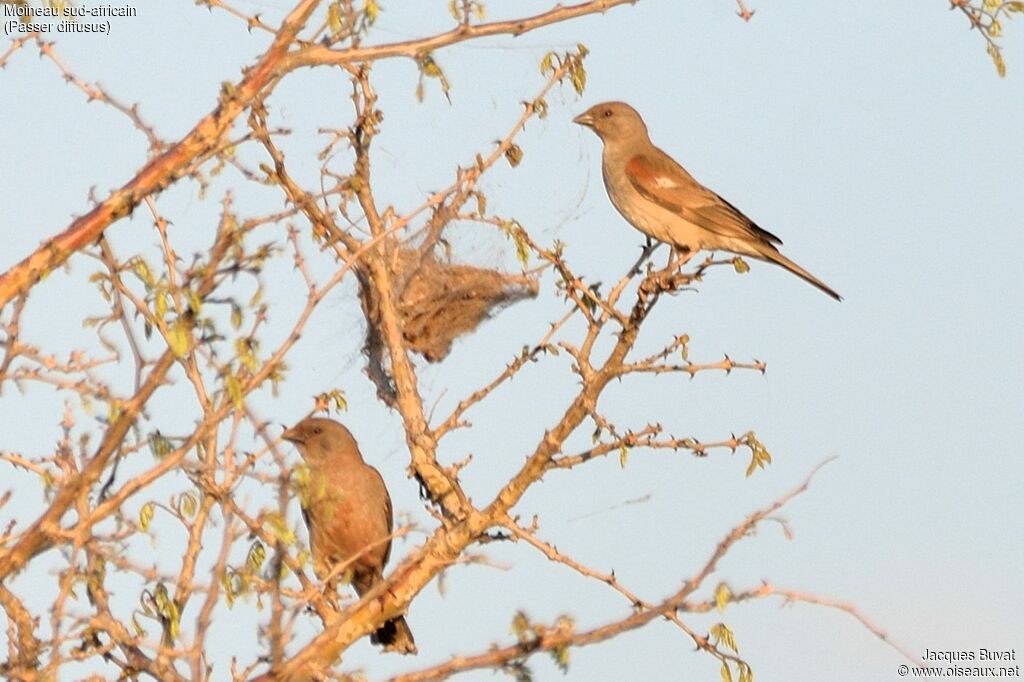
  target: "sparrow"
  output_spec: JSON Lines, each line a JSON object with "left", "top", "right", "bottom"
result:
{"left": 282, "top": 417, "right": 416, "bottom": 654}
{"left": 574, "top": 101, "right": 841, "bottom": 300}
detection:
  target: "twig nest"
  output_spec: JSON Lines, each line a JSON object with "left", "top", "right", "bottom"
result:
{"left": 395, "top": 250, "right": 537, "bottom": 361}
{"left": 360, "top": 248, "right": 538, "bottom": 404}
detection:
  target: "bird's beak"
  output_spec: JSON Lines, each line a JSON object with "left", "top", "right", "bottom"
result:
{"left": 573, "top": 111, "right": 595, "bottom": 127}
{"left": 281, "top": 426, "right": 303, "bottom": 445}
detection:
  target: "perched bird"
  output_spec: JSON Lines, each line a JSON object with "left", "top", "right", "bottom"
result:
{"left": 574, "top": 101, "right": 841, "bottom": 300}
{"left": 282, "top": 417, "right": 416, "bottom": 655}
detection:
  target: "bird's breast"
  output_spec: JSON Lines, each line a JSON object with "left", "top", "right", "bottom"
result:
{"left": 601, "top": 162, "right": 705, "bottom": 250}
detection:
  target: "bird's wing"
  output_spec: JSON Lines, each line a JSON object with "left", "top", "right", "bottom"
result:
{"left": 625, "top": 152, "right": 782, "bottom": 245}
{"left": 370, "top": 466, "right": 395, "bottom": 568}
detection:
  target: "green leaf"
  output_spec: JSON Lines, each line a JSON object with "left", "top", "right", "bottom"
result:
{"left": 179, "top": 492, "right": 198, "bottom": 519}
{"left": 715, "top": 582, "right": 731, "bottom": 613}
{"left": 139, "top": 502, "right": 155, "bottom": 532}
{"left": 505, "top": 143, "right": 524, "bottom": 168}
{"left": 330, "top": 389, "right": 347, "bottom": 412}
{"left": 148, "top": 431, "right": 173, "bottom": 458}
{"left": 246, "top": 541, "right": 266, "bottom": 574}
{"left": 987, "top": 43, "right": 1006, "bottom": 78}
{"left": 711, "top": 622, "right": 739, "bottom": 654}
{"left": 744, "top": 432, "right": 772, "bottom": 478}
{"left": 732, "top": 257, "right": 750, "bottom": 273}
{"left": 501, "top": 220, "right": 531, "bottom": 268}
{"left": 327, "top": 1, "right": 342, "bottom": 32}
{"left": 154, "top": 288, "right": 168, "bottom": 321}
{"left": 225, "top": 373, "right": 244, "bottom": 411}
{"left": 154, "top": 583, "right": 180, "bottom": 644}
{"left": 187, "top": 289, "right": 202, "bottom": 316}
{"left": 167, "top": 321, "right": 191, "bottom": 358}
{"left": 133, "top": 258, "right": 154, "bottom": 288}
{"left": 721, "top": 662, "right": 734, "bottom": 682}
{"left": 511, "top": 610, "right": 530, "bottom": 643}
{"left": 264, "top": 512, "right": 296, "bottom": 545}
{"left": 534, "top": 97, "right": 549, "bottom": 119}
{"left": 221, "top": 570, "right": 236, "bottom": 608}
{"left": 551, "top": 644, "right": 570, "bottom": 672}
{"left": 539, "top": 51, "right": 557, "bottom": 76}
{"left": 131, "top": 614, "right": 147, "bottom": 638}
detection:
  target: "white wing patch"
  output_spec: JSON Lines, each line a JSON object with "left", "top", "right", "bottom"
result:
{"left": 653, "top": 175, "right": 678, "bottom": 189}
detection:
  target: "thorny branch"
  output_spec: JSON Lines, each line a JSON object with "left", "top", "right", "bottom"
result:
{"left": 0, "top": 1, "right": 910, "bottom": 680}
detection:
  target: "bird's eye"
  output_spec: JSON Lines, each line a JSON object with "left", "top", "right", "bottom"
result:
{"left": 603, "top": 109, "right": 613, "bottom": 118}
{"left": 313, "top": 427, "right": 322, "bottom": 435}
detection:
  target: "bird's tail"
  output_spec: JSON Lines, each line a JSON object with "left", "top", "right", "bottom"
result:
{"left": 756, "top": 247, "right": 842, "bottom": 301}
{"left": 372, "top": 615, "right": 417, "bottom": 655}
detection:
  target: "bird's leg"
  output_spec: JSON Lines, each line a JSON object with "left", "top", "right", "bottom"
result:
{"left": 322, "top": 578, "right": 341, "bottom": 611}
{"left": 650, "top": 248, "right": 699, "bottom": 292}
{"left": 669, "top": 247, "right": 695, "bottom": 271}
{"left": 627, "top": 238, "right": 660, "bottom": 277}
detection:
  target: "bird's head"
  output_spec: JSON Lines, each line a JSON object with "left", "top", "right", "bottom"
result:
{"left": 282, "top": 417, "right": 362, "bottom": 465}
{"left": 573, "top": 101, "right": 648, "bottom": 144}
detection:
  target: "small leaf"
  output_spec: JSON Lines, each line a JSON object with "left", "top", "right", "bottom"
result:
{"left": 167, "top": 321, "right": 191, "bottom": 358}
{"left": 246, "top": 541, "right": 266, "bottom": 573}
{"left": 539, "top": 51, "right": 557, "bottom": 75}
{"left": 108, "top": 399, "right": 122, "bottom": 423}
{"left": 179, "top": 492, "right": 198, "bottom": 519}
{"left": 327, "top": 1, "right": 342, "bottom": 32}
{"left": 511, "top": 610, "right": 530, "bottom": 643}
{"left": 732, "top": 257, "right": 750, "bottom": 274}
{"left": 619, "top": 444, "right": 628, "bottom": 469}
{"left": 330, "top": 389, "right": 347, "bottom": 412}
{"left": 154, "top": 289, "right": 168, "bottom": 321}
{"left": 744, "top": 432, "right": 772, "bottom": 478}
{"left": 221, "top": 570, "right": 237, "bottom": 608}
{"left": 133, "top": 259, "right": 154, "bottom": 288}
{"left": 188, "top": 289, "right": 202, "bottom": 316}
{"left": 987, "top": 43, "right": 1006, "bottom": 78}
{"left": 225, "top": 373, "right": 244, "bottom": 411}
{"left": 501, "top": 220, "right": 530, "bottom": 268}
{"left": 505, "top": 143, "right": 524, "bottom": 168}
{"left": 139, "top": 502, "right": 155, "bottom": 532}
{"left": 715, "top": 582, "right": 731, "bottom": 613}
{"left": 721, "top": 662, "right": 734, "bottom": 682}
{"left": 131, "top": 613, "right": 147, "bottom": 638}
{"left": 264, "top": 512, "right": 296, "bottom": 545}
{"left": 364, "top": 0, "right": 379, "bottom": 23}
{"left": 534, "top": 97, "right": 548, "bottom": 119}
{"left": 711, "top": 622, "right": 739, "bottom": 654}
{"left": 551, "top": 644, "right": 570, "bottom": 672}
{"left": 149, "top": 431, "right": 173, "bottom": 458}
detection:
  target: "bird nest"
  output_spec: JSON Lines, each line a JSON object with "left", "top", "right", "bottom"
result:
{"left": 359, "top": 248, "right": 538, "bottom": 404}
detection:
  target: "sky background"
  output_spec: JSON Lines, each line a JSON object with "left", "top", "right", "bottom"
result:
{"left": 1, "top": 1, "right": 1022, "bottom": 681}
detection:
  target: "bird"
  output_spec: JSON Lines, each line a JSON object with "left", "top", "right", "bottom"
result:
{"left": 573, "top": 101, "right": 841, "bottom": 301}
{"left": 282, "top": 417, "right": 416, "bottom": 655}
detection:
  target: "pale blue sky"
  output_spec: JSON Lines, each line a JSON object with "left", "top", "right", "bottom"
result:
{"left": 1, "top": 2, "right": 1022, "bottom": 681}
